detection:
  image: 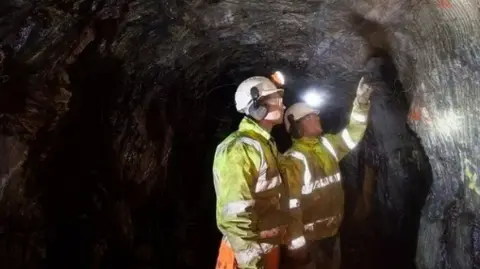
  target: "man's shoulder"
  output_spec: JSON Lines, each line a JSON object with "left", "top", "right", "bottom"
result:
{"left": 283, "top": 144, "right": 309, "bottom": 160}
{"left": 216, "top": 131, "right": 265, "bottom": 154}
{"left": 283, "top": 147, "right": 294, "bottom": 156}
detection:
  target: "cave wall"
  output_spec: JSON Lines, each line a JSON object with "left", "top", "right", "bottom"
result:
{"left": 350, "top": 1, "right": 480, "bottom": 268}
{"left": 410, "top": 10, "right": 480, "bottom": 269}
{"left": 1, "top": 0, "right": 479, "bottom": 269}
{"left": 338, "top": 56, "right": 432, "bottom": 269}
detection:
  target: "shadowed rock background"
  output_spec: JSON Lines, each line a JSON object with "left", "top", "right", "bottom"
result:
{"left": 0, "top": 0, "right": 479, "bottom": 269}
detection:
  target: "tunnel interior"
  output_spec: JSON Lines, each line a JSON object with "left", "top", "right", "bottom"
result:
{"left": 1, "top": 1, "right": 480, "bottom": 269}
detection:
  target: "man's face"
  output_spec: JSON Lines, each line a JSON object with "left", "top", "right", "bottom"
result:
{"left": 299, "top": 113, "right": 323, "bottom": 137}
{"left": 262, "top": 92, "right": 285, "bottom": 125}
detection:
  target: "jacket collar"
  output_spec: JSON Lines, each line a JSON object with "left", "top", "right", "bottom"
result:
{"left": 293, "top": 136, "right": 320, "bottom": 146}
{"left": 238, "top": 117, "right": 272, "bottom": 141}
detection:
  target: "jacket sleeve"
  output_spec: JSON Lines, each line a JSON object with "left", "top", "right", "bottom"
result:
{"left": 213, "top": 139, "right": 265, "bottom": 269}
{"left": 278, "top": 153, "right": 307, "bottom": 252}
{"left": 323, "top": 98, "right": 370, "bottom": 161}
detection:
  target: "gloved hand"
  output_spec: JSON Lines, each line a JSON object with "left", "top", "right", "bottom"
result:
{"left": 355, "top": 76, "right": 374, "bottom": 107}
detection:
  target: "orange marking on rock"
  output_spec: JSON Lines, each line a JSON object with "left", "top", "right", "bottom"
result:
{"left": 408, "top": 107, "right": 421, "bottom": 121}
{"left": 438, "top": 0, "right": 452, "bottom": 8}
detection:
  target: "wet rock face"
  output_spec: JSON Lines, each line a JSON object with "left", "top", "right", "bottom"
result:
{"left": 1, "top": 0, "right": 479, "bottom": 269}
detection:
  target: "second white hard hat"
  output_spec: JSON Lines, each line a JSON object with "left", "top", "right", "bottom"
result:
{"left": 235, "top": 76, "right": 283, "bottom": 114}
{"left": 284, "top": 102, "right": 319, "bottom": 132}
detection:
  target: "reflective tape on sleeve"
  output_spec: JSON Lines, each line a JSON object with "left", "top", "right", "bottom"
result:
{"left": 223, "top": 200, "right": 255, "bottom": 216}
{"left": 351, "top": 112, "right": 367, "bottom": 123}
{"left": 233, "top": 242, "right": 275, "bottom": 266}
{"left": 256, "top": 175, "right": 282, "bottom": 193}
{"left": 288, "top": 236, "right": 306, "bottom": 250}
{"left": 289, "top": 198, "right": 300, "bottom": 209}
{"left": 341, "top": 129, "right": 357, "bottom": 149}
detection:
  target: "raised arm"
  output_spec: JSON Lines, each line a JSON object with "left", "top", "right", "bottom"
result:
{"left": 323, "top": 77, "right": 373, "bottom": 161}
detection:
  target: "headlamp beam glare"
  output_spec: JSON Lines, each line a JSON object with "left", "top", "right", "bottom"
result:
{"left": 302, "top": 90, "right": 324, "bottom": 107}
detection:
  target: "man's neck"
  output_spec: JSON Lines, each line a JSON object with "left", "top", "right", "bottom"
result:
{"left": 303, "top": 132, "right": 322, "bottom": 138}
{"left": 257, "top": 120, "right": 274, "bottom": 133}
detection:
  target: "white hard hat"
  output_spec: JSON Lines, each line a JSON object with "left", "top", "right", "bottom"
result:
{"left": 235, "top": 76, "right": 283, "bottom": 113}
{"left": 284, "top": 102, "right": 319, "bottom": 132}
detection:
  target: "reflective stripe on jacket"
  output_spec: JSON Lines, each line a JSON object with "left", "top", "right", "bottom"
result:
{"left": 213, "top": 117, "right": 291, "bottom": 269}
{"left": 280, "top": 100, "right": 370, "bottom": 242}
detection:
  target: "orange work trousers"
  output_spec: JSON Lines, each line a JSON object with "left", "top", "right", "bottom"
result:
{"left": 215, "top": 239, "right": 280, "bottom": 269}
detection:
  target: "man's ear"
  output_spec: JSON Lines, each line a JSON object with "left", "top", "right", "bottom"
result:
{"left": 288, "top": 115, "right": 301, "bottom": 138}
{"left": 296, "top": 122, "right": 304, "bottom": 138}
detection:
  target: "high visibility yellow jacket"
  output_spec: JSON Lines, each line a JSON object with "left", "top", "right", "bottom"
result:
{"left": 213, "top": 117, "right": 298, "bottom": 269}
{"left": 280, "top": 101, "right": 370, "bottom": 242}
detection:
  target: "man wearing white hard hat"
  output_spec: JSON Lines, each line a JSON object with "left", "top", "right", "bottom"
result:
{"left": 213, "top": 74, "right": 305, "bottom": 269}
{"left": 280, "top": 77, "right": 373, "bottom": 269}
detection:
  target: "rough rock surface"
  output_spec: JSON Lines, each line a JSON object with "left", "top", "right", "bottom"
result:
{"left": 0, "top": 0, "right": 479, "bottom": 269}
